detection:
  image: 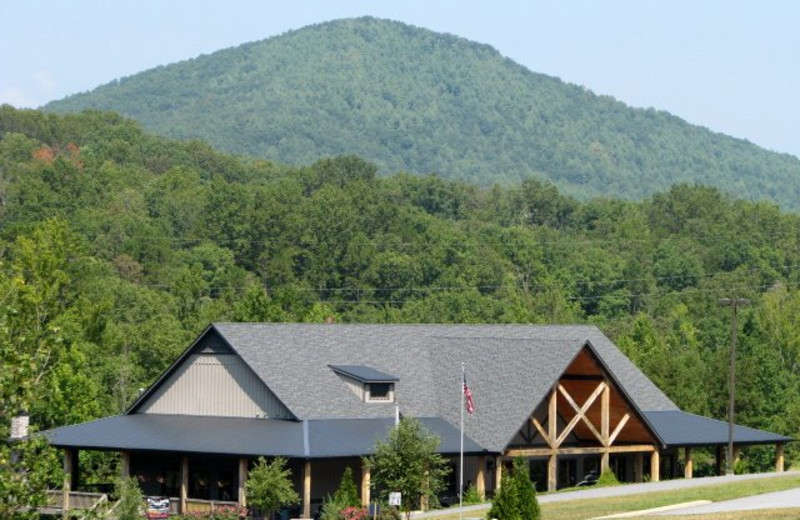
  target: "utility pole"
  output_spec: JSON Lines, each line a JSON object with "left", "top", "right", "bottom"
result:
{"left": 718, "top": 298, "right": 750, "bottom": 475}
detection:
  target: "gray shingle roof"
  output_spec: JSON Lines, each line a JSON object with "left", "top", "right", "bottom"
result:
{"left": 211, "top": 324, "right": 679, "bottom": 452}
{"left": 644, "top": 411, "right": 792, "bottom": 446}
{"left": 44, "top": 414, "right": 483, "bottom": 458}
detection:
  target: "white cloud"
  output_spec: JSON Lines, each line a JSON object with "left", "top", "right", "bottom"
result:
{"left": 33, "top": 70, "right": 56, "bottom": 92}
{"left": 0, "top": 86, "right": 37, "bottom": 108}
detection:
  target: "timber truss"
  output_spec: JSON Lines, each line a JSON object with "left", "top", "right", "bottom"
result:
{"left": 504, "top": 346, "right": 661, "bottom": 491}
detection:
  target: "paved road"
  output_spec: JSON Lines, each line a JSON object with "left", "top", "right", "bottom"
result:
{"left": 654, "top": 487, "right": 800, "bottom": 515}
{"left": 412, "top": 471, "right": 800, "bottom": 518}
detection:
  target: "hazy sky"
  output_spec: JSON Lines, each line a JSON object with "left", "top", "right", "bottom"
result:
{"left": 2, "top": 1, "right": 798, "bottom": 158}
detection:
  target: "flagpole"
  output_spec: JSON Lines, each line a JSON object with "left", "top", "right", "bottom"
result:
{"left": 459, "top": 363, "right": 464, "bottom": 520}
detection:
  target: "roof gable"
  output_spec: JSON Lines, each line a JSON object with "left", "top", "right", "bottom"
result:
{"left": 128, "top": 326, "right": 294, "bottom": 419}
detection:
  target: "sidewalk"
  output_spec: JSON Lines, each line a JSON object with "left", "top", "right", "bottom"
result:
{"left": 412, "top": 471, "right": 800, "bottom": 518}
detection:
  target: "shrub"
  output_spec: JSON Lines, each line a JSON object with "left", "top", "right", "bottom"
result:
{"left": 246, "top": 456, "right": 300, "bottom": 520}
{"left": 115, "top": 476, "right": 144, "bottom": 520}
{"left": 487, "top": 458, "right": 539, "bottom": 520}
{"left": 462, "top": 484, "right": 483, "bottom": 505}
{"left": 596, "top": 468, "right": 620, "bottom": 487}
{"left": 321, "top": 466, "right": 362, "bottom": 520}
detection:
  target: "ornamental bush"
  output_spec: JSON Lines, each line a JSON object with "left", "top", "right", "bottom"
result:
{"left": 321, "top": 466, "right": 363, "bottom": 520}
{"left": 486, "top": 457, "right": 539, "bottom": 520}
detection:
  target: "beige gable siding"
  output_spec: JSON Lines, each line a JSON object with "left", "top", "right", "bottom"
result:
{"left": 137, "top": 353, "right": 291, "bottom": 418}
{"left": 338, "top": 374, "right": 366, "bottom": 400}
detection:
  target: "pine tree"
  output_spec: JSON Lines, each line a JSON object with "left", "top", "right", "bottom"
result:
{"left": 332, "top": 466, "right": 361, "bottom": 507}
{"left": 511, "top": 458, "right": 540, "bottom": 520}
{"left": 487, "top": 458, "right": 540, "bottom": 520}
{"left": 487, "top": 471, "right": 518, "bottom": 520}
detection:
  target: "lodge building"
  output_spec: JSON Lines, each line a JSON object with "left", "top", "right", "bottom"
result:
{"left": 45, "top": 324, "right": 791, "bottom": 516}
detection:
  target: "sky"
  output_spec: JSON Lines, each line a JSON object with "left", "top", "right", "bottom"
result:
{"left": 1, "top": 1, "right": 798, "bottom": 158}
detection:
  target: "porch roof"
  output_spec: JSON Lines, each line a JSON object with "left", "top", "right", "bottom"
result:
{"left": 43, "top": 414, "right": 485, "bottom": 458}
{"left": 644, "top": 411, "right": 792, "bottom": 447}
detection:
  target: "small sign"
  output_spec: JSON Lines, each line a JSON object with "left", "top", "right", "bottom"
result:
{"left": 389, "top": 492, "right": 401, "bottom": 506}
{"left": 145, "top": 496, "right": 170, "bottom": 519}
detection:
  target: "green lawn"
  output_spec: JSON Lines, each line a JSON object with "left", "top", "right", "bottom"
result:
{"left": 431, "top": 474, "right": 800, "bottom": 520}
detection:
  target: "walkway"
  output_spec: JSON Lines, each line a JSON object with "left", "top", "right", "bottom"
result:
{"left": 653, "top": 487, "right": 800, "bottom": 515}
{"left": 412, "top": 471, "right": 800, "bottom": 518}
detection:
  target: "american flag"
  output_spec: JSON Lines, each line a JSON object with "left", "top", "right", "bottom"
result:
{"left": 463, "top": 374, "right": 475, "bottom": 415}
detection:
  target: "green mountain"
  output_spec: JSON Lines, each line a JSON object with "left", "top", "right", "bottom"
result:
{"left": 44, "top": 17, "right": 800, "bottom": 208}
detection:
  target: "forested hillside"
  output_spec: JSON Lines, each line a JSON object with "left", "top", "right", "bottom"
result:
{"left": 44, "top": 17, "right": 800, "bottom": 210}
{"left": 2, "top": 107, "right": 800, "bottom": 475}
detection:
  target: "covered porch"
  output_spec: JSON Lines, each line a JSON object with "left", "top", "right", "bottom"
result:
{"left": 45, "top": 414, "right": 483, "bottom": 518}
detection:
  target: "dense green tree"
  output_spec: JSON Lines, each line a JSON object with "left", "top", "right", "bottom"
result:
{"left": 0, "top": 436, "right": 62, "bottom": 520}
{"left": 246, "top": 457, "right": 300, "bottom": 519}
{"left": 2, "top": 106, "right": 800, "bottom": 476}
{"left": 368, "top": 417, "right": 450, "bottom": 518}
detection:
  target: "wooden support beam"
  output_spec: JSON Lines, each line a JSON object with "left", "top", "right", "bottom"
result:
{"left": 475, "top": 456, "right": 486, "bottom": 500}
{"left": 506, "top": 444, "right": 655, "bottom": 458}
{"left": 684, "top": 447, "right": 693, "bottom": 479}
{"left": 650, "top": 450, "right": 660, "bottom": 482}
{"left": 531, "top": 418, "right": 552, "bottom": 448}
{"left": 556, "top": 383, "right": 606, "bottom": 447}
{"left": 558, "top": 382, "right": 606, "bottom": 444}
{"left": 238, "top": 458, "right": 248, "bottom": 508}
{"left": 634, "top": 453, "right": 644, "bottom": 483}
{"left": 494, "top": 456, "right": 503, "bottom": 492}
{"left": 62, "top": 448, "right": 73, "bottom": 520}
{"left": 732, "top": 446, "right": 741, "bottom": 471}
{"left": 608, "top": 414, "right": 630, "bottom": 446}
{"left": 547, "top": 452, "right": 557, "bottom": 493}
{"left": 601, "top": 380, "right": 610, "bottom": 447}
{"left": 120, "top": 451, "right": 131, "bottom": 479}
{"left": 361, "top": 460, "right": 371, "bottom": 506}
{"left": 303, "top": 460, "right": 311, "bottom": 518}
{"left": 776, "top": 443, "right": 785, "bottom": 473}
{"left": 715, "top": 446, "right": 724, "bottom": 476}
{"left": 600, "top": 450, "right": 609, "bottom": 473}
{"left": 548, "top": 386, "right": 558, "bottom": 449}
{"left": 180, "top": 455, "right": 189, "bottom": 514}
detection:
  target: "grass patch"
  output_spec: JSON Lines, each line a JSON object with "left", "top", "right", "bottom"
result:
{"left": 541, "top": 474, "right": 800, "bottom": 520}
{"left": 426, "top": 474, "right": 800, "bottom": 520}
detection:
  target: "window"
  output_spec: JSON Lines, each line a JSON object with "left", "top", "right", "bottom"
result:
{"left": 367, "top": 383, "right": 393, "bottom": 402}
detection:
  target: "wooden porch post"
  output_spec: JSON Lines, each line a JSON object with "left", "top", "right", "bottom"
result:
{"left": 547, "top": 453, "right": 557, "bottom": 493}
{"left": 494, "top": 456, "right": 503, "bottom": 491}
{"left": 62, "top": 448, "right": 73, "bottom": 520}
{"left": 684, "top": 447, "right": 693, "bottom": 479}
{"left": 650, "top": 450, "right": 660, "bottom": 482}
{"left": 475, "top": 455, "right": 486, "bottom": 499}
{"left": 120, "top": 451, "right": 131, "bottom": 479}
{"left": 548, "top": 386, "right": 558, "bottom": 492}
{"left": 732, "top": 446, "right": 741, "bottom": 471}
{"left": 634, "top": 453, "right": 644, "bottom": 483}
{"left": 303, "top": 460, "right": 311, "bottom": 518}
{"left": 180, "top": 455, "right": 189, "bottom": 514}
{"left": 715, "top": 446, "right": 723, "bottom": 476}
{"left": 600, "top": 381, "right": 610, "bottom": 473}
{"left": 360, "top": 459, "right": 371, "bottom": 506}
{"left": 776, "top": 443, "right": 785, "bottom": 473}
{"left": 238, "top": 458, "right": 248, "bottom": 508}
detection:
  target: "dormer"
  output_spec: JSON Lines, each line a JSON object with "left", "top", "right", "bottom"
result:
{"left": 329, "top": 365, "right": 399, "bottom": 403}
